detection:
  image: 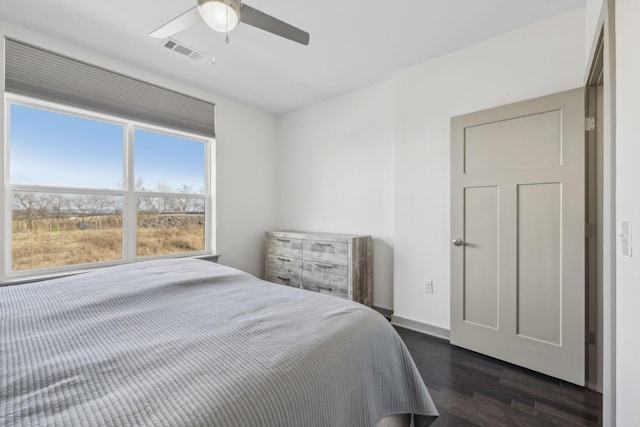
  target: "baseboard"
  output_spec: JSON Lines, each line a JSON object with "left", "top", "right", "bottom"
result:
{"left": 391, "top": 314, "right": 450, "bottom": 341}
{"left": 372, "top": 306, "right": 393, "bottom": 320}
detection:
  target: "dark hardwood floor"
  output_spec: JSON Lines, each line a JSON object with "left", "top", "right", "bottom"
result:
{"left": 395, "top": 326, "right": 602, "bottom": 427}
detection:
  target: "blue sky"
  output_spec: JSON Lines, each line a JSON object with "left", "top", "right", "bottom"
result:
{"left": 135, "top": 129, "right": 205, "bottom": 193}
{"left": 9, "top": 104, "right": 205, "bottom": 192}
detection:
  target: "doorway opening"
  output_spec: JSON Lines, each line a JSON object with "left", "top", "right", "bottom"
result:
{"left": 585, "top": 28, "right": 604, "bottom": 393}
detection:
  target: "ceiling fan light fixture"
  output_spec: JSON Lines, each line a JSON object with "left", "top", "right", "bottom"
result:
{"left": 198, "top": 0, "right": 241, "bottom": 33}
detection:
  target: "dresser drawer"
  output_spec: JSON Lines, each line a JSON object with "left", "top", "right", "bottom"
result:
{"left": 303, "top": 240, "right": 349, "bottom": 265}
{"left": 266, "top": 236, "right": 302, "bottom": 259}
{"left": 267, "top": 255, "right": 302, "bottom": 274}
{"left": 302, "top": 279, "right": 348, "bottom": 299}
{"left": 266, "top": 256, "right": 302, "bottom": 288}
{"left": 302, "top": 261, "right": 348, "bottom": 298}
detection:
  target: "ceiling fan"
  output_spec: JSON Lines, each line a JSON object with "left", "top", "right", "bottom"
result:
{"left": 149, "top": 0, "right": 310, "bottom": 45}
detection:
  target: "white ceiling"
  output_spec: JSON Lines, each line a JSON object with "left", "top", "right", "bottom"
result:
{"left": 1, "top": 0, "right": 584, "bottom": 115}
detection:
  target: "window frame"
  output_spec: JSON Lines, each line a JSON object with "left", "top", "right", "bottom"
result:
{"left": 2, "top": 94, "right": 216, "bottom": 282}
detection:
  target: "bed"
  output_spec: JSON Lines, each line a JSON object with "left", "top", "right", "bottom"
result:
{"left": 1, "top": 258, "right": 438, "bottom": 426}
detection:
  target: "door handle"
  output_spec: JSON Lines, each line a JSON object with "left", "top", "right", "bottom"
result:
{"left": 452, "top": 238, "right": 465, "bottom": 247}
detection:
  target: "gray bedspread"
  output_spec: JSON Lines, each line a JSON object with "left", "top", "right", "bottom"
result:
{"left": 1, "top": 259, "right": 437, "bottom": 426}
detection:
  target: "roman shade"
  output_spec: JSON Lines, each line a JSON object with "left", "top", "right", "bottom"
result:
{"left": 4, "top": 38, "right": 216, "bottom": 138}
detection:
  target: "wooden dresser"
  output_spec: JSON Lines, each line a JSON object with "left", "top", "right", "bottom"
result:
{"left": 265, "top": 231, "right": 372, "bottom": 306}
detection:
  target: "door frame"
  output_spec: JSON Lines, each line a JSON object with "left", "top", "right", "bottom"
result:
{"left": 585, "top": 33, "right": 603, "bottom": 393}
{"left": 585, "top": 0, "right": 616, "bottom": 425}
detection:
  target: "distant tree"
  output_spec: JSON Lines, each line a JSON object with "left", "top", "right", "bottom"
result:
{"left": 191, "top": 198, "right": 205, "bottom": 213}
{"left": 72, "top": 194, "right": 112, "bottom": 228}
{"left": 110, "top": 197, "right": 123, "bottom": 215}
{"left": 135, "top": 177, "right": 147, "bottom": 192}
{"left": 134, "top": 179, "right": 204, "bottom": 215}
{"left": 170, "top": 185, "right": 194, "bottom": 213}
{"left": 12, "top": 192, "right": 54, "bottom": 230}
{"left": 47, "top": 194, "right": 71, "bottom": 228}
{"left": 154, "top": 183, "right": 173, "bottom": 213}
{"left": 135, "top": 178, "right": 152, "bottom": 213}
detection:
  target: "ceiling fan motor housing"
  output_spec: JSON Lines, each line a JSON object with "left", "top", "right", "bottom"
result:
{"left": 197, "top": 0, "right": 241, "bottom": 33}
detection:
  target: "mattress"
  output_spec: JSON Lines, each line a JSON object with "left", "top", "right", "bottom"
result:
{"left": 1, "top": 258, "right": 437, "bottom": 426}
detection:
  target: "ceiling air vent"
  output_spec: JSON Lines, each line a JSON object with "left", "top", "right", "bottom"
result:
{"left": 162, "top": 39, "right": 203, "bottom": 60}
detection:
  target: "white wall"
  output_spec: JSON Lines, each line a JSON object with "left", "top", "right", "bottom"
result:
{"left": 615, "top": 0, "right": 640, "bottom": 424}
{"left": 275, "top": 9, "right": 586, "bottom": 317}
{"left": 0, "top": 23, "right": 278, "bottom": 279}
{"left": 276, "top": 81, "right": 395, "bottom": 309}
{"left": 585, "top": 0, "right": 605, "bottom": 63}
{"left": 392, "top": 8, "right": 586, "bottom": 329}
{"left": 215, "top": 99, "right": 278, "bottom": 277}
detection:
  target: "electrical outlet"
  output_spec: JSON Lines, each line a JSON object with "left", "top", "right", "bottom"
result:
{"left": 424, "top": 280, "right": 434, "bottom": 293}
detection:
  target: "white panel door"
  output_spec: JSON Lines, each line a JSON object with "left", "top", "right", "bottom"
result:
{"left": 450, "top": 88, "right": 585, "bottom": 385}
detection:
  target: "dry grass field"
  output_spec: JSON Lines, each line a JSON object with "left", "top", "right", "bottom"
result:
{"left": 12, "top": 229, "right": 123, "bottom": 271}
{"left": 136, "top": 226, "right": 205, "bottom": 257}
{"left": 11, "top": 217, "right": 205, "bottom": 271}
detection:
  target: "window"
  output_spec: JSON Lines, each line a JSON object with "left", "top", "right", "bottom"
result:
{"left": 5, "top": 97, "right": 214, "bottom": 278}
{"left": 134, "top": 129, "right": 207, "bottom": 258}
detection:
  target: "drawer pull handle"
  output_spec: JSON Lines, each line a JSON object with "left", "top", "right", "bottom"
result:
{"left": 315, "top": 243, "right": 333, "bottom": 247}
{"left": 277, "top": 257, "right": 290, "bottom": 262}
{"left": 317, "top": 285, "right": 333, "bottom": 291}
{"left": 276, "top": 239, "right": 290, "bottom": 243}
{"left": 316, "top": 263, "right": 334, "bottom": 269}
{"left": 277, "top": 276, "right": 291, "bottom": 282}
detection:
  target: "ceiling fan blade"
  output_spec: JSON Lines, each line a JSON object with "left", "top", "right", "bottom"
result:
{"left": 149, "top": 6, "right": 202, "bottom": 39}
{"left": 240, "top": 4, "right": 309, "bottom": 45}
